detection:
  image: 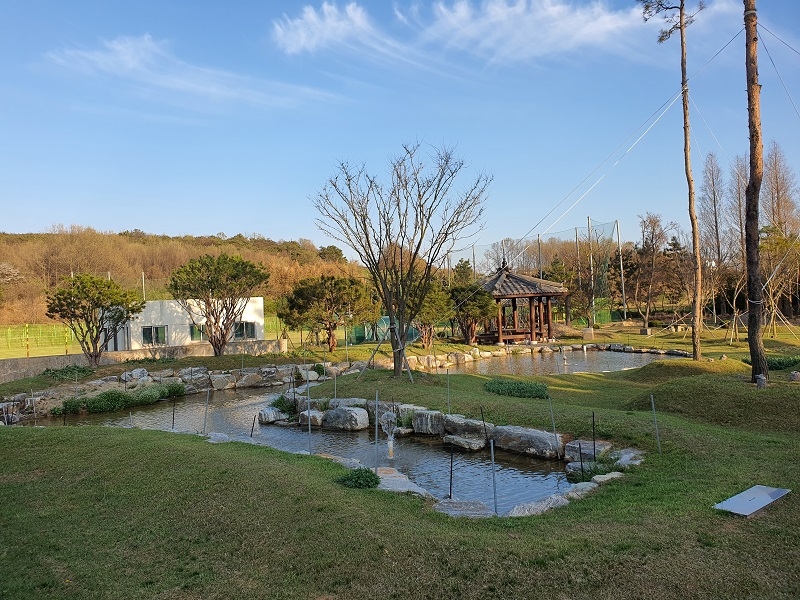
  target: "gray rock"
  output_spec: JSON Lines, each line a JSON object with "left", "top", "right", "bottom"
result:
{"left": 610, "top": 448, "right": 645, "bottom": 469}
{"left": 789, "top": 371, "right": 800, "bottom": 382}
{"left": 507, "top": 494, "right": 569, "bottom": 517}
{"left": 298, "top": 409, "right": 324, "bottom": 427}
{"left": 609, "top": 344, "right": 624, "bottom": 352}
{"left": 258, "top": 406, "right": 289, "bottom": 424}
{"left": 564, "top": 439, "right": 613, "bottom": 462}
{"left": 434, "top": 499, "right": 495, "bottom": 518}
{"left": 154, "top": 376, "right": 184, "bottom": 386}
{"left": 235, "top": 372, "right": 263, "bottom": 388}
{"left": 322, "top": 406, "right": 370, "bottom": 431}
{"left": 210, "top": 373, "right": 236, "bottom": 390}
{"left": 150, "top": 369, "right": 174, "bottom": 378}
{"left": 444, "top": 414, "right": 494, "bottom": 437}
{"left": 592, "top": 471, "right": 624, "bottom": 484}
{"left": 328, "top": 398, "right": 368, "bottom": 409}
{"left": 492, "top": 425, "right": 564, "bottom": 459}
{"left": 412, "top": 410, "right": 445, "bottom": 435}
{"left": 563, "top": 482, "right": 599, "bottom": 500}
{"left": 377, "top": 467, "right": 433, "bottom": 497}
{"left": 443, "top": 434, "right": 486, "bottom": 451}
{"left": 447, "top": 352, "right": 473, "bottom": 364}
{"left": 565, "top": 461, "right": 598, "bottom": 476}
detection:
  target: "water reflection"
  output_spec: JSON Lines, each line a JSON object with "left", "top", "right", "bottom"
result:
{"left": 38, "top": 388, "right": 570, "bottom": 515}
{"left": 445, "top": 347, "right": 677, "bottom": 376}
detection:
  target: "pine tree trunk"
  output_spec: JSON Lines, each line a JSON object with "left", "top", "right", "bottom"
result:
{"left": 744, "top": 0, "right": 768, "bottom": 382}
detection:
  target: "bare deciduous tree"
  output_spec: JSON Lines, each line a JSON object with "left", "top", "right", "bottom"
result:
{"left": 314, "top": 143, "right": 490, "bottom": 376}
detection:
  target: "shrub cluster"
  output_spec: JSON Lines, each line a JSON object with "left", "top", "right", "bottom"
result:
{"left": 271, "top": 394, "right": 297, "bottom": 416}
{"left": 485, "top": 378, "right": 548, "bottom": 399}
{"left": 42, "top": 365, "right": 94, "bottom": 382}
{"left": 52, "top": 383, "right": 186, "bottom": 416}
{"left": 335, "top": 468, "right": 380, "bottom": 489}
{"left": 742, "top": 355, "right": 800, "bottom": 370}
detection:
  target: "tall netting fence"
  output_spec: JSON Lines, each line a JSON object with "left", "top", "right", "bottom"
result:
{"left": 449, "top": 219, "right": 627, "bottom": 326}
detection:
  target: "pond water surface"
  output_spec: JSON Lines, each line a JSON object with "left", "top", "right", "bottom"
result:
{"left": 34, "top": 350, "right": 676, "bottom": 515}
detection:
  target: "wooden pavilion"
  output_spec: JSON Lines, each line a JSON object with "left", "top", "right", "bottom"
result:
{"left": 476, "top": 265, "right": 570, "bottom": 344}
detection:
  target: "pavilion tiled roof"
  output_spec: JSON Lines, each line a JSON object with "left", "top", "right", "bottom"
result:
{"left": 480, "top": 266, "right": 569, "bottom": 298}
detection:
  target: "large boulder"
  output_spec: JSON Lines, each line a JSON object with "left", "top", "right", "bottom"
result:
{"left": 178, "top": 367, "right": 210, "bottom": 386}
{"left": 236, "top": 372, "right": 263, "bottom": 388}
{"left": 412, "top": 410, "right": 445, "bottom": 435}
{"left": 444, "top": 414, "right": 494, "bottom": 438}
{"left": 210, "top": 373, "right": 236, "bottom": 390}
{"left": 322, "top": 407, "right": 370, "bottom": 431}
{"left": 328, "top": 397, "right": 369, "bottom": 409}
{"left": 298, "top": 410, "right": 324, "bottom": 426}
{"left": 563, "top": 439, "right": 612, "bottom": 462}
{"left": 258, "top": 406, "right": 289, "bottom": 424}
{"left": 492, "top": 425, "right": 564, "bottom": 459}
{"left": 443, "top": 434, "right": 486, "bottom": 451}
{"left": 507, "top": 494, "right": 569, "bottom": 517}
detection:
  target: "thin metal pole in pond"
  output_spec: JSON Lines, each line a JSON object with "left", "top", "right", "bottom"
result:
{"left": 489, "top": 439, "right": 498, "bottom": 516}
{"left": 250, "top": 414, "right": 257, "bottom": 437}
{"left": 172, "top": 398, "right": 176, "bottom": 430}
{"left": 202, "top": 389, "right": 210, "bottom": 434}
{"left": 449, "top": 445, "right": 454, "bottom": 499}
{"left": 63, "top": 408, "right": 66, "bottom": 426}
{"left": 306, "top": 364, "right": 312, "bottom": 455}
{"left": 333, "top": 369, "right": 337, "bottom": 399}
{"left": 446, "top": 368, "right": 451, "bottom": 414}
{"left": 374, "top": 390, "right": 380, "bottom": 475}
{"left": 592, "top": 411, "right": 596, "bottom": 460}
{"left": 650, "top": 394, "right": 662, "bottom": 454}
{"left": 480, "top": 406, "right": 498, "bottom": 516}
{"left": 129, "top": 412, "right": 133, "bottom": 428}
{"left": 578, "top": 441, "right": 585, "bottom": 482}
{"left": 547, "top": 395, "right": 560, "bottom": 459}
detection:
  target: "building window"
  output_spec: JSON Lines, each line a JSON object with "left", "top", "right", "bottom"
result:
{"left": 189, "top": 324, "right": 207, "bottom": 342}
{"left": 142, "top": 325, "right": 167, "bottom": 346}
{"left": 233, "top": 321, "right": 257, "bottom": 340}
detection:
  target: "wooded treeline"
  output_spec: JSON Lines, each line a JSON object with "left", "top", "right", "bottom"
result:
{"left": 0, "top": 226, "right": 361, "bottom": 324}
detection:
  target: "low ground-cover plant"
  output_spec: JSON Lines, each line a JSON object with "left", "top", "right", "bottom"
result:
{"left": 485, "top": 378, "right": 548, "bottom": 399}
{"left": 271, "top": 394, "right": 297, "bottom": 416}
{"left": 335, "top": 467, "right": 380, "bottom": 489}
{"left": 743, "top": 354, "right": 800, "bottom": 370}
{"left": 51, "top": 383, "right": 186, "bottom": 416}
{"left": 42, "top": 365, "right": 94, "bottom": 382}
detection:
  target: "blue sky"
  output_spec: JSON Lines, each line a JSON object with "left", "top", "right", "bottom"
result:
{"left": 2, "top": 0, "right": 799, "bottom": 257}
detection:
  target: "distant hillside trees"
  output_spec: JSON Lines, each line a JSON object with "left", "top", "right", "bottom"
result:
{"left": 45, "top": 273, "right": 145, "bottom": 367}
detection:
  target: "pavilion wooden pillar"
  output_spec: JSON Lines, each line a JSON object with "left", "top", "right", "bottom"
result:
{"left": 546, "top": 297, "right": 554, "bottom": 340}
{"left": 528, "top": 296, "right": 535, "bottom": 340}
{"left": 496, "top": 301, "right": 504, "bottom": 344}
{"left": 537, "top": 299, "right": 544, "bottom": 341}
{"left": 512, "top": 298, "right": 519, "bottom": 331}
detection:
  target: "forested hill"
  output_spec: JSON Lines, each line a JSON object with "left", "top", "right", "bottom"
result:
{"left": 0, "top": 226, "right": 362, "bottom": 324}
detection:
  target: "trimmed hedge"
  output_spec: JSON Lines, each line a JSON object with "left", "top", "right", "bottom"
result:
{"left": 484, "top": 378, "right": 548, "bottom": 399}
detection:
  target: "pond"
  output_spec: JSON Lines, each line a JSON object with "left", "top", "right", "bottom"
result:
{"left": 34, "top": 388, "right": 570, "bottom": 515}
{"left": 444, "top": 346, "right": 679, "bottom": 376}
{"left": 31, "top": 350, "right": 675, "bottom": 515}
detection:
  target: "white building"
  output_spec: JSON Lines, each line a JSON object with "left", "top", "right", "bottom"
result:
{"left": 108, "top": 297, "right": 265, "bottom": 351}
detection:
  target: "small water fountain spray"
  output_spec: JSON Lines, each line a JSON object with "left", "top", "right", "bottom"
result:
{"left": 379, "top": 411, "right": 398, "bottom": 459}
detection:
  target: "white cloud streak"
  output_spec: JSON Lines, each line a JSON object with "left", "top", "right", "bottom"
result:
{"left": 273, "top": 1, "right": 647, "bottom": 65}
{"left": 46, "top": 34, "right": 333, "bottom": 110}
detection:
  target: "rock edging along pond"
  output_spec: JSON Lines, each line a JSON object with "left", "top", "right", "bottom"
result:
{"left": 258, "top": 390, "right": 645, "bottom": 517}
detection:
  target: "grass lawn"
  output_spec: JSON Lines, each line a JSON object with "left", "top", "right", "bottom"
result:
{"left": 1, "top": 357, "right": 798, "bottom": 599}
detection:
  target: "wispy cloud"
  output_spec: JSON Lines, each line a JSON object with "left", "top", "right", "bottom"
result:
{"left": 423, "top": 0, "right": 644, "bottom": 64}
{"left": 272, "top": 1, "right": 427, "bottom": 69}
{"left": 274, "top": 1, "right": 646, "bottom": 66}
{"left": 46, "top": 34, "right": 333, "bottom": 110}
